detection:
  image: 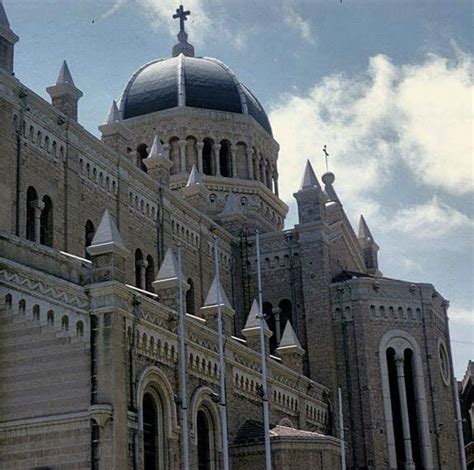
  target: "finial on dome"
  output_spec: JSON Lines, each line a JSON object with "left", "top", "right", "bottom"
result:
{"left": 172, "top": 4, "right": 195, "bottom": 57}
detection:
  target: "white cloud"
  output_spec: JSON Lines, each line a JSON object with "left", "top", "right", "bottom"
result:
{"left": 387, "top": 197, "right": 473, "bottom": 240}
{"left": 449, "top": 307, "right": 474, "bottom": 324}
{"left": 100, "top": 0, "right": 126, "bottom": 20}
{"left": 269, "top": 51, "right": 473, "bottom": 210}
{"left": 281, "top": 0, "right": 315, "bottom": 44}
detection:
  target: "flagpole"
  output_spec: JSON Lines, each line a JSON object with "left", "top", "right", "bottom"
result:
{"left": 338, "top": 387, "right": 346, "bottom": 470}
{"left": 213, "top": 236, "right": 230, "bottom": 470}
{"left": 177, "top": 243, "right": 190, "bottom": 470}
{"left": 256, "top": 229, "right": 272, "bottom": 470}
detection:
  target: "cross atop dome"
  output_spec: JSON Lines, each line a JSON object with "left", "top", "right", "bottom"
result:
{"left": 172, "top": 4, "right": 195, "bottom": 58}
{"left": 173, "top": 4, "right": 191, "bottom": 34}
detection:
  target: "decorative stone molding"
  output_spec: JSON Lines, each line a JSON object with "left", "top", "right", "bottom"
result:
{"left": 89, "top": 404, "right": 113, "bottom": 428}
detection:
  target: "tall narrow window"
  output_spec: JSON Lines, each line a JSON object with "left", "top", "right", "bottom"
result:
{"left": 136, "top": 143, "right": 148, "bottom": 172}
{"left": 143, "top": 391, "right": 165, "bottom": 470}
{"left": 219, "top": 140, "right": 231, "bottom": 177}
{"left": 186, "top": 278, "right": 195, "bottom": 314}
{"left": 40, "top": 195, "right": 53, "bottom": 247}
{"left": 197, "top": 409, "right": 214, "bottom": 470}
{"left": 386, "top": 347, "right": 405, "bottom": 467}
{"left": 145, "top": 255, "right": 155, "bottom": 292}
{"left": 143, "top": 393, "right": 158, "bottom": 470}
{"left": 85, "top": 220, "right": 95, "bottom": 259}
{"left": 404, "top": 349, "right": 423, "bottom": 468}
{"left": 278, "top": 299, "right": 293, "bottom": 337}
{"left": 135, "top": 249, "right": 144, "bottom": 289}
{"left": 26, "top": 186, "right": 38, "bottom": 241}
{"left": 202, "top": 139, "right": 214, "bottom": 176}
{"left": 263, "top": 302, "right": 276, "bottom": 352}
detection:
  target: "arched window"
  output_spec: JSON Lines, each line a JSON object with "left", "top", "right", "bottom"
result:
{"left": 26, "top": 186, "right": 38, "bottom": 242}
{"left": 219, "top": 140, "right": 231, "bottom": 177}
{"left": 380, "top": 331, "right": 432, "bottom": 469}
{"left": 143, "top": 391, "right": 165, "bottom": 470}
{"left": 76, "top": 321, "right": 84, "bottom": 337}
{"left": 145, "top": 255, "right": 155, "bottom": 292}
{"left": 40, "top": 195, "right": 53, "bottom": 247}
{"left": 85, "top": 220, "right": 95, "bottom": 259}
{"left": 278, "top": 299, "right": 293, "bottom": 336}
{"left": 202, "top": 138, "right": 214, "bottom": 176}
{"left": 47, "top": 310, "right": 54, "bottom": 325}
{"left": 197, "top": 408, "right": 215, "bottom": 470}
{"left": 135, "top": 249, "right": 144, "bottom": 289}
{"left": 186, "top": 278, "right": 195, "bottom": 315}
{"left": 263, "top": 302, "right": 276, "bottom": 352}
{"left": 33, "top": 304, "right": 40, "bottom": 320}
{"left": 4, "top": 294, "right": 12, "bottom": 314}
{"left": 61, "top": 315, "right": 69, "bottom": 332}
{"left": 18, "top": 299, "right": 26, "bottom": 315}
{"left": 136, "top": 143, "right": 148, "bottom": 172}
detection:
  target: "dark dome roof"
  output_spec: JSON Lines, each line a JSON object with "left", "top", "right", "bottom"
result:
{"left": 119, "top": 55, "right": 272, "bottom": 135}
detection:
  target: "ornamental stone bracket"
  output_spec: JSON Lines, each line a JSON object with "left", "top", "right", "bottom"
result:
{"left": 89, "top": 404, "right": 113, "bottom": 427}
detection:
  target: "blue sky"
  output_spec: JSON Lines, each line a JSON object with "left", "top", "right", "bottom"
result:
{"left": 5, "top": 0, "right": 473, "bottom": 377}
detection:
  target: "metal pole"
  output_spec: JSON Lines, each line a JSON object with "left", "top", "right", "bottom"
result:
{"left": 213, "top": 236, "right": 230, "bottom": 470}
{"left": 338, "top": 387, "right": 346, "bottom": 470}
{"left": 177, "top": 243, "right": 190, "bottom": 470}
{"left": 256, "top": 230, "right": 272, "bottom": 470}
{"left": 453, "top": 376, "right": 467, "bottom": 470}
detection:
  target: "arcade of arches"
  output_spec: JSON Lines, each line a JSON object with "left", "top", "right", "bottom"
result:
{"left": 132, "top": 137, "right": 279, "bottom": 196}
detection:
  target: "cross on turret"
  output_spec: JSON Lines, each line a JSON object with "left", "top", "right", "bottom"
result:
{"left": 173, "top": 5, "right": 191, "bottom": 33}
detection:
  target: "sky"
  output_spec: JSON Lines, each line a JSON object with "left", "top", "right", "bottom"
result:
{"left": 4, "top": 0, "right": 473, "bottom": 377}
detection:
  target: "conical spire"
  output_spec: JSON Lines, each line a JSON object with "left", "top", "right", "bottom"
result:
{"left": 56, "top": 60, "right": 75, "bottom": 86}
{"left": 147, "top": 135, "right": 165, "bottom": 160}
{"left": 243, "top": 299, "right": 271, "bottom": 332}
{"left": 204, "top": 275, "right": 232, "bottom": 308}
{"left": 278, "top": 321, "right": 302, "bottom": 349}
{"left": 0, "top": 0, "right": 11, "bottom": 27}
{"left": 89, "top": 209, "right": 126, "bottom": 252}
{"left": 300, "top": 160, "right": 321, "bottom": 190}
{"left": 186, "top": 164, "right": 202, "bottom": 187}
{"left": 155, "top": 248, "right": 182, "bottom": 283}
{"left": 358, "top": 215, "right": 374, "bottom": 240}
{"left": 105, "top": 100, "right": 120, "bottom": 124}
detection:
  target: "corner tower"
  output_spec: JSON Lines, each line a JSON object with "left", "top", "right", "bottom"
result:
{"left": 0, "top": 0, "right": 18, "bottom": 75}
{"left": 100, "top": 6, "right": 287, "bottom": 234}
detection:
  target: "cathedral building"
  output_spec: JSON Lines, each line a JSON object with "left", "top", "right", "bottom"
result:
{"left": 0, "top": 2, "right": 464, "bottom": 469}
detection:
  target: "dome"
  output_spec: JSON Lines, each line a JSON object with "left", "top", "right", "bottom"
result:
{"left": 119, "top": 55, "right": 272, "bottom": 135}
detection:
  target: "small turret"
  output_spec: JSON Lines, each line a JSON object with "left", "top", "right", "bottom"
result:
{"left": 357, "top": 215, "right": 381, "bottom": 275}
{"left": 152, "top": 248, "right": 189, "bottom": 310}
{"left": 276, "top": 321, "right": 304, "bottom": 373}
{"left": 143, "top": 135, "right": 172, "bottom": 186}
{"left": 293, "top": 160, "right": 327, "bottom": 225}
{"left": 0, "top": 0, "right": 19, "bottom": 75}
{"left": 98, "top": 100, "right": 132, "bottom": 154}
{"left": 182, "top": 164, "right": 208, "bottom": 210}
{"left": 87, "top": 209, "right": 129, "bottom": 283}
{"left": 200, "top": 275, "right": 235, "bottom": 334}
{"left": 46, "top": 61, "right": 83, "bottom": 121}
{"left": 242, "top": 299, "right": 272, "bottom": 353}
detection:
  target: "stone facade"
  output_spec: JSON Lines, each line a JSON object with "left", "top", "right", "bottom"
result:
{"left": 0, "top": 5, "right": 464, "bottom": 470}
